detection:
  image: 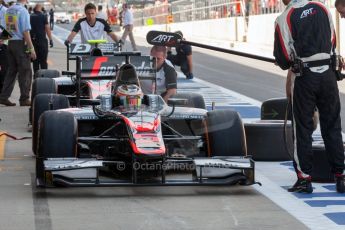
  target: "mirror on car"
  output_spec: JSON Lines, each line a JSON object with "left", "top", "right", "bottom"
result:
{"left": 61, "top": 71, "right": 76, "bottom": 76}
{"left": 167, "top": 98, "right": 188, "bottom": 107}
{"left": 80, "top": 99, "right": 100, "bottom": 106}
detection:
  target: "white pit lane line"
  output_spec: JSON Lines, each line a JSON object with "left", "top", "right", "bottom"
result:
{"left": 187, "top": 76, "right": 345, "bottom": 229}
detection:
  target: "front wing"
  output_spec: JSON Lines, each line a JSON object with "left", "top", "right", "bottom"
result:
{"left": 38, "top": 157, "right": 257, "bottom": 187}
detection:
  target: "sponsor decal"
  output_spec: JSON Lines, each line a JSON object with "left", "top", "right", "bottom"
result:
{"left": 91, "top": 57, "right": 109, "bottom": 76}
{"left": 82, "top": 56, "right": 155, "bottom": 78}
{"left": 300, "top": 8, "right": 316, "bottom": 19}
{"left": 71, "top": 43, "right": 92, "bottom": 54}
{"left": 152, "top": 34, "right": 174, "bottom": 43}
{"left": 69, "top": 43, "right": 119, "bottom": 55}
{"left": 151, "top": 34, "right": 178, "bottom": 46}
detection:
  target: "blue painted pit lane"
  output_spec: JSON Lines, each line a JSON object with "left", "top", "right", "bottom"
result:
{"left": 324, "top": 213, "right": 345, "bottom": 225}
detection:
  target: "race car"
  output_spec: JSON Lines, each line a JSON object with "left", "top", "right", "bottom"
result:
{"left": 54, "top": 12, "right": 71, "bottom": 24}
{"left": 30, "top": 43, "right": 148, "bottom": 155}
{"left": 34, "top": 54, "right": 257, "bottom": 188}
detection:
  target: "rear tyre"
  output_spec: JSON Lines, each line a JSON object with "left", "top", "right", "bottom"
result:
{"left": 206, "top": 110, "right": 246, "bottom": 156}
{"left": 32, "top": 94, "right": 70, "bottom": 155}
{"left": 244, "top": 120, "right": 293, "bottom": 161}
{"left": 172, "top": 93, "right": 206, "bottom": 109}
{"left": 30, "top": 78, "right": 57, "bottom": 124}
{"left": 36, "top": 111, "right": 77, "bottom": 185}
{"left": 34, "top": 69, "right": 60, "bottom": 79}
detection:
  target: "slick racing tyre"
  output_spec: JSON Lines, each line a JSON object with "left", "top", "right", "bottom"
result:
{"left": 244, "top": 120, "right": 293, "bottom": 161}
{"left": 34, "top": 69, "right": 60, "bottom": 79}
{"left": 311, "top": 144, "right": 334, "bottom": 182}
{"left": 36, "top": 111, "right": 77, "bottom": 186}
{"left": 206, "top": 110, "right": 246, "bottom": 156}
{"left": 171, "top": 92, "right": 206, "bottom": 109}
{"left": 32, "top": 94, "right": 70, "bottom": 155}
{"left": 30, "top": 78, "right": 57, "bottom": 124}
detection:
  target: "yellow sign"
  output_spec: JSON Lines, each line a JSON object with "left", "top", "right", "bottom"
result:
{"left": 146, "top": 18, "right": 154, "bottom": 26}
{"left": 5, "top": 13, "right": 18, "bottom": 33}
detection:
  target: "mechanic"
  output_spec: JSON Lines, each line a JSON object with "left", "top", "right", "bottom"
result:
{"left": 0, "top": 0, "right": 36, "bottom": 106}
{"left": 0, "top": 0, "right": 9, "bottom": 94}
{"left": 167, "top": 31, "right": 194, "bottom": 79}
{"left": 48, "top": 8, "right": 54, "bottom": 30}
{"left": 65, "top": 3, "right": 120, "bottom": 45}
{"left": 30, "top": 3, "right": 53, "bottom": 74}
{"left": 120, "top": 3, "right": 137, "bottom": 51}
{"left": 141, "top": 45, "right": 177, "bottom": 102}
{"left": 274, "top": 0, "right": 344, "bottom": 193}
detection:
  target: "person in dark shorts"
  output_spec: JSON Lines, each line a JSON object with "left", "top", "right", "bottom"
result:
{"left": 30, "top": 3, "right": 53, "bottom": 74}
{"left": 167, "top": 31, "right": 194, "bottom": 79}
{"left": 0, "top": 0, "right": 36, "bottom": 106}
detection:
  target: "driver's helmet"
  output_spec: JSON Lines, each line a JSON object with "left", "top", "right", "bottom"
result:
{"left": 115, "top": 84, "right": 143, "bottom": 108}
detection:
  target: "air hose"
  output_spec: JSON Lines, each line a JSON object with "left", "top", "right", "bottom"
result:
{"left": 283, "top": 98, "right": 294, "bottom": 159}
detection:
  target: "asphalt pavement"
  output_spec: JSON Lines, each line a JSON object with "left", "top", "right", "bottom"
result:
{"left": 0, "top": 25, "right": 314, "bottom": 230}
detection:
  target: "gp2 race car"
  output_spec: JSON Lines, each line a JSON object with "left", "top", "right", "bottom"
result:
{"left": 30, "top": 43, "right": 151, "bottom": 156}
{"left": 33, "top": 52, "right": 257, "bottom": 188}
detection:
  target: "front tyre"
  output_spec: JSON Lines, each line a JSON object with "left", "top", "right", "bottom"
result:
{"left": 36, "top": 111, "right": 77, "bottom": 186}
{"left": 206, "top": 110, "right": 246, "bottom": 157}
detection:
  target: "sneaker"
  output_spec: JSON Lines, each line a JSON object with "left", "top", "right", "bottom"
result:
{"left": 335, "top": 174, "right": 345, "bottom": 193}
{"left": 0, "top": 98, "right": 16, "bottom": 106}
{"left": 186, "top": 73, "right": 194, "bottom": 79}
{"left": 19, "top": 99, "right": 31, "bottom": 106}
{"left": 288, "top": 178, "right": 313, "bottom": 193}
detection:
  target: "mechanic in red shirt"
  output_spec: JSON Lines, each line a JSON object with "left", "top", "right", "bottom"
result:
{"left": 167, "top": 31, "right": 194, "bottom": 79}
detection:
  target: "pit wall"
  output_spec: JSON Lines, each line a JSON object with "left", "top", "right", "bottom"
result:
{"left": 135, "top": 8, "right": 345, "bottom": 57}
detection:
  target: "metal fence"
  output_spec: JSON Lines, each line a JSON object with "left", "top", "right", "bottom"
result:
{"left": 133, "top": 0, "right": 335, "bottom": 27}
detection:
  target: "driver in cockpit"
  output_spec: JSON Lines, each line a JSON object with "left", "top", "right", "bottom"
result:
{"left": 113, "top": 84, "right": 143, "bottom": 109}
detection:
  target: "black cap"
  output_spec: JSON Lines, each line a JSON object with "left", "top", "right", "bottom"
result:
{"left": 175, "top": 31, "right": 183, "bottom": 38}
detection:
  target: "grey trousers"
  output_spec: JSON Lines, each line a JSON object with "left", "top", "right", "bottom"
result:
{"left": 121, "top": 24, "right": 137, "bottom": 51}
{"left": 0, "top": 40, "right": 32, "bottom": 101}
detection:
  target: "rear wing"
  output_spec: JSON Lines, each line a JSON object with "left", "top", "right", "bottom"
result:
{"left": 67, "top": 42, "right": 122, "bottom": 70}
{"left": 71, "top": 55, "right": 156, "bottom": 106}
{"left": 78, "top": 55, "right": 155, "bottom": 80}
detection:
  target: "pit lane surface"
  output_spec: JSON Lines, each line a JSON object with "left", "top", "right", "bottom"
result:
{"left": 54, "top": 24, "right": 345, "bottom": 229}
{"left": 0, "top": 24, "right": 328, "bottom": 230}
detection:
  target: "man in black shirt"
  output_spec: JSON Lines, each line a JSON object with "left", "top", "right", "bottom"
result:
{"left": 49, "top": 8, "right": 54, "bottom": 30}
{"left": 167, "top": 31, "right": 193, "bottom": 79}
{"left": 0, "top": 0, "right": 9, "bottom": 94}
{"left": 30, "top": 3, "right": 53, "bottom": 74}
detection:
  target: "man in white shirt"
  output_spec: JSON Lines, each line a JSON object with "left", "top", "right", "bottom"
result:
{"left": 65, "top": 3, "right": 119, "bottom": 44}
{"left": 121, "top": 3, "right": 137, "bottom": 51}
{"left": 97, "top": 5, "right": 107, "bottom": 21}
{"left": 141, "top": 45, "right": 177, "bottom": 102}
